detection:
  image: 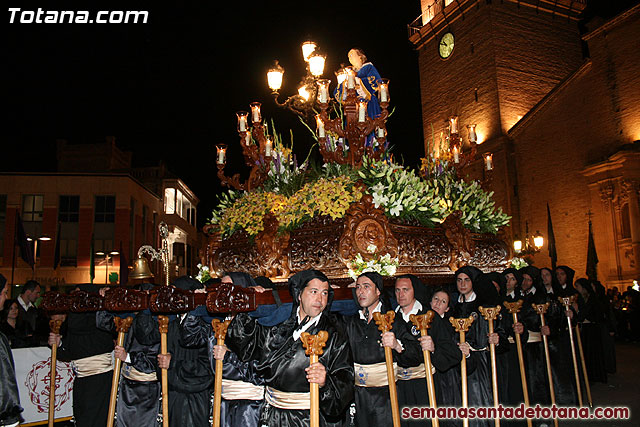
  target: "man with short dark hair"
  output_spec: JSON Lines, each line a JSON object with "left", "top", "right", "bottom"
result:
{"left": 227, "top": 269, "right": 354, "bottom": 426}
{"left": 17, "top": 280, "right": 44, "bottom": 345}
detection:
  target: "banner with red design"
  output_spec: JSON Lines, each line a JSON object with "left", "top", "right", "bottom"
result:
{"left": 13, "top": 346, "right": 75, "bottom": 424}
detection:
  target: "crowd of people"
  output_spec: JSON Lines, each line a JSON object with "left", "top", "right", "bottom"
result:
{"left": 0, "top": 265, "right": 638, "bottom": 427}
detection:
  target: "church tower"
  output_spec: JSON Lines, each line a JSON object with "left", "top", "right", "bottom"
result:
{"left": 408, "top": 0, "right": 587, "bottom": 250}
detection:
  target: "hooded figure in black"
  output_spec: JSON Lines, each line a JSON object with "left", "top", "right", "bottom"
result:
{"left": 394, "top": 275, "right": 461, "bottom": 427}
{"left": 339, "top": 271, "right": 421, "bottom": 427}
{"left": 574, "top": 278, "right": 608, "bottom": 384}
{"left": 51, "top": 284, "right": 115, "bottom": 427}
{"left": 500, "top": 268, "right": 536, "bottom": 426}
{"left": 554, "top": 265, "right": 578, "bottom": 297}
{"left": 1, "top": 274, "right": 24, "bottom": 426}
{"left": 181, "top": 272, "right": 265, "bottom": 427}
{"left": 518, "top": 266, "right": 554, "bottom": 423}
{"left": 452, "top": 266, "right": 508, "bottom": 427}
{"left": 226, "top": 269, "right": 354, "bottom": 427}
{"left": 155, "top": 276, "right": 213, "bottom": 427}
{"left": 96, "top": 282, "right": 161, "bottom": 427}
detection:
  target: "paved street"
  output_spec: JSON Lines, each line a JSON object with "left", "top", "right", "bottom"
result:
{"left": 574, "top": 341, "right": 639, "bottom": 426}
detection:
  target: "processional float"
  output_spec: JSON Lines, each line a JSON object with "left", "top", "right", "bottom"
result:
{"left": 42, "top": 41, "right": 514, "bottom": 426}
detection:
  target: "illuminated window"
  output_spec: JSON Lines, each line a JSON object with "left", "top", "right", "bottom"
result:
{"left": 164, "top": 188, "right": 176, "bottom": 214}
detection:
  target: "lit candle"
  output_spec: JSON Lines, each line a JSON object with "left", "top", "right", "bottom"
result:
{"left": 376, "top": 127, "right": 385, "bottom": 138}
{"left": 468, "top": 124, "right": 477, "bottom": 143}
{"left": 265, "top": 137, "right": 273, "bottom": 157}
{"left": 485, "top": 153, "right": 493, "bottom": 171}
{"left": 244, "top": 132, "right": 251, "bottom": 146}
{"left": 358, "top": 101, "right": 367, "bottom": 122}
{"left": 346, "top": 67, "right": 356, "bottom": 89}
{"left": 316, "top": 115, "right": 325, "bottom": 138}
{"left": 317, "top": 79, "right": 329, "bottom": 103}
{"left": 237, "top": 111, "right": 248, "bottom": 132}
{"left": 453, "top": 146, "right": 460, "bottom": 163}
{"left": 379, "top": 79, "right": 389, "bottom": 103}
{"left": 449, "top": 116, "right": 459, "bottom": 134}
{"left": 250, "top": 102, "right": 262, "bottom": 123}
{"left": 216, "top": 145, "right": 227, "bottom": 165}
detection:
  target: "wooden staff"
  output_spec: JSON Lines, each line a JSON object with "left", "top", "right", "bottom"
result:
{"left": 373, "top": 311, "right": 401, "bottom": 427}
{"left": 48, "top": 317, "right": 64, "bottom": 427}
{"left": 531, "top": 302, "right": 558, "bottom": 427}
{"left": 301, "top": 330, "right": 329, "bottom": 427}
{"left": 559, "top": 296, "right": 582, "bottom": 407}
{"left": 574, "top": 322, "right": 593, "bottom": 407}
{"left": 503, "top": 300, "right": 532, "bottom": 427}
{"left": 410, "top": 311, "right": 439, "bottom": 427}
{"left": 107, "top": 316, "right": 133, "bottom": 427}
{"left": 211, "top": 319, "right": 232, "bottom": 427}
{"left": 479, "top": 306, "right": 501, "bottom": 427}
{"left": 450, "top": 316, "right": 474, "bottom": 427}
{"left": 158, "top": 315, "right": 169, "bottom": 427}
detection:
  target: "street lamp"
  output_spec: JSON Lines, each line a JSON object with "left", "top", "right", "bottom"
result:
{"left": 513, "top": 221, "right": 544, "bottom": 256}
{"left": 27, "top": 235, "right": 51, "bottom": 279}
{"left": 96, "top": 251, "right": 119, "bottom": 284}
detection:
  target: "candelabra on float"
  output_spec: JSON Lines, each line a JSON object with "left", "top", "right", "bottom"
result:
{"left": 216, "top": 102, "right": 274, "bottom": 191}
{"left": 267, "top": 40, "right": 392, "bottom": 168}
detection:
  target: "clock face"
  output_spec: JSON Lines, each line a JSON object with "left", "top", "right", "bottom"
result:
{"left": 439, "top": 32, "right": 455, "bottom": 59}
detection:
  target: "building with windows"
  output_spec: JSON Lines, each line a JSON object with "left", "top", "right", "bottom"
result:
{"left": 0, "top": 138, "right": 200, "bottom": 291}
{"left": 408, "top": 0, "right": 639, "bottom": 287}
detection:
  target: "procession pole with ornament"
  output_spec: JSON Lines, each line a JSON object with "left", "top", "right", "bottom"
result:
{"left": 559, "top": 295, "right": 583, "bottom": 407}
{"left": 301, "top": 331, "right": 329, "bottom": 427}
{"left": 410, "top": 311, "right": 439, "bottom": 427}
{"left": 211, "top": 319, "right": 232, "bottom": 427}
{"left": 532, "top": 302, "right": 559, "bottom": 427}
{"left": 48, "top": 316, "right": 64, "bottom": 427}
{"left": 503, "top": 300, "right": 532, "bottom": 427}
{"left": 373, "top": 311, "right": 401, "bottom": 427}
{"left": 478, "top": 306, "right": 502, "bottom": 427}
{"left": 574, "top": 321, "right": 593, "bottom": 407}
{"left": 450, "top": 316, "right": 475, "bottom": 427}
{"left": 107, "top": 316, "right": 133, "bottom": 427}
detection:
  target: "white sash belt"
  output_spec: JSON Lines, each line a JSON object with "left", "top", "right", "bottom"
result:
{"left": 73, "top": 353, "right": 113, "bottom": 378}
{"left": 396, "top": 363, "right": 435, "bottom": 380}
{"left": 221, "top": 379, "right": 265, "bottom": 401}
{"left": 122, "top": 365, "right": 158, "bottom": 382}
{"left": 354, "top": 361, "right": 397, "bottom": 387}
{"left": 265, "top": 386, "right": 310, "bottom": 410}
{"left": 527, "top": 331, "right": 542, "bottom": 343}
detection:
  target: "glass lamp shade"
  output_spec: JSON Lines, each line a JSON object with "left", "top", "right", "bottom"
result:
{"left": 336, "top": 68, "right": 347, "bottom": 85}
{"left": 308, "top": 54, "right": 325, "bottom": 77}
{"left": 298, "top": 86, "right": 311, "bottom": 101}
{"left": 301, "top": 41, "right": 317, "bottom": 62}
{"left": 216, "top": 144, "right": 227, "bottom": 165}
{"left": 533, "top": 233, "right": 544, "bottom": 249}
{"left": 267, "top": 64, "right": 284, "bottom": 92}
{"left": 513, "top": 239, "right": 523, "bottom": 253}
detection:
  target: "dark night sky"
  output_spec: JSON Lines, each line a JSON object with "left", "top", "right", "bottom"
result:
{"left": 5, "top": 1, "right": 424, "bottom": 227}
{"left": 5, "top": 1, "right": 631, "bottom": 227}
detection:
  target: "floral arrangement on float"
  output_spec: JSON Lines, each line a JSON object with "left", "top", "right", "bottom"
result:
{"left": 207, "top": 126, "right": 509, "bottom": 239}
{"left": 347, "top": 244, "right": 399, "bottom": 280}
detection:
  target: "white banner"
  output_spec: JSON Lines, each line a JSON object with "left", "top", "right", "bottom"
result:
{"left": 12, "top": 347, "right": 75, "bottom": 424}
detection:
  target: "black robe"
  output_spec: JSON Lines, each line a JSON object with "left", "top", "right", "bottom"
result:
{"left": 453, "top": 299, "right": 509, "bottom": 427}
{"left": 227, "top": 312, "right": 354, "bottom": 427}
{"left": 57, "top": 312, "right": 115, "bottom": 427}
{"left": 181, "top": 314, "right": 265, "bottom": 427}
{"left": 545, "top": 287, "right": 582, "bottom": 406}
{"left": 577, "top": 295, "right": 608, "bottom": 384}
{"left": 396, "top": 308, "right": 461, "bottom": 427}
{"left": 96, "top": 311, "right": 161, "bottom": 427}
{"left": 159, "top": 314, "right": 213, "bottom": 427}
{"left": 340, "top": 308, "right": 422, "bottom": 427}
{"left": 0, "top": 331, "right": 23, "bottom": 425}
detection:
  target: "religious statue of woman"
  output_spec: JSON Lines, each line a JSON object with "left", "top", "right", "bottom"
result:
{"left": 335, "top": 48, "right": 383, "bottom": 120}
